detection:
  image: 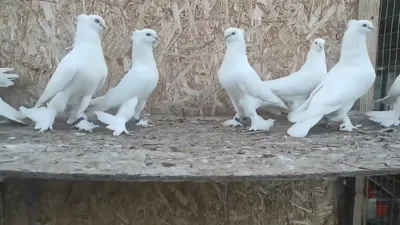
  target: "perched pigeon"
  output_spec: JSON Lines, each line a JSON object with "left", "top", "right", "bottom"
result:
{"left": 218, "top": 27, "right": 288, "bottom": 131}
{"left": 365, "top": 74, "right": 400, "bottom": 127}
{"left": 89, "top": 29, "right": 159, "bottom": 136}
{"left": 287, "top": 20, "right": 376, "bottom": 137}
{"left": 263, "top": 38, "right": 327, "bottom": 119}
{"left": 19, "top": 14, "right": 108, "bottom": 133}
{"left": 0, "top": 68, "right": 25, "bottom": 124}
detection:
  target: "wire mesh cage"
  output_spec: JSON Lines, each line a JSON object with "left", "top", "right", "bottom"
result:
{"left": 365, "top": 175, "right": 400, "bottom": 225}
{"left": 375, "top": 0, "right": 400, "bottom": 111}
{"left": 365, "top": 2, "right": 400, "bottom": 222}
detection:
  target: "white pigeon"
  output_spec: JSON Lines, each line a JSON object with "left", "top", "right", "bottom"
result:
{"left": 218, "top": 27, "right": 288, "bottom": 131}
{"left": 263, "top": 38, "right": 327, "bottom": 119}
{"left": 19, "top": 14, "right": 108, "bottom": 133}
{"left": 0, "top": 68, "right": 25, "bottom": 124}
{"left": 88, "top": 29, "right": 159, "bottom": 136}
{"left": 287, "top": 20, "right": 376, "bottom": 138}
{"left": 365, "top": 74, "right": 400, "bottom": 127}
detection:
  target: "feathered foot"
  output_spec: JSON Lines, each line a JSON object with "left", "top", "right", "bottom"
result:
{"left": 19, "top": 106, "right": 57, "bottom": 133}
{"left": 339, "top": 117, "right": 362, "bottom": 132}
{"left": 135, "top": 118, "right": 154, "bottom": 127}
{"left": 223, "top": 117, "right": 243, "bottom": 127}
{"left": 74, "top": 119, "right": 99, "bottom": 133}
{"left": 248, "top": 115, "right": 274, "bottom": 131}
{"left": 95, "top": 111, "right": 128, "bottom": 136}
{"left": 365, "top": 110, "right": 400, "bottom": 127}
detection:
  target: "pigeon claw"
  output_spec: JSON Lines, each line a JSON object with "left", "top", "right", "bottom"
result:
{"left": 74, "top": 120, "right": 99, "bottom": 133}
{"left": 223, "top": 119, "right": 243, "bottom": 127}
{"left": 339, "top": 123, "right": 361, "bottom": 132}
{"left": 248, "top": 118, "right": 275, "bottom": 131}
{"left": 112, "top": 129, "right": 129, "bottom": 136}
{"left": 34, "top": 124, "right": 54, "bottom": 133}
{"left": 136, "top": 119, "right": 153, "bottom": 127}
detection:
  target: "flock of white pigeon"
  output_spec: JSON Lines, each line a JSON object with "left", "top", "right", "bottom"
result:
{"left": 0, "top": 14, "right": 398, "bottom": 138}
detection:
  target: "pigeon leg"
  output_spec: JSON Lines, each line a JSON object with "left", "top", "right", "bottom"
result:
{"left": 223, "top": 95, "right": 244, "bottom": 127}
{"left": 240, "top": 96, "right": 274, "bottom": 131}
{"left": 69, "top": 95, "right": 98, "bottom": 132}
{"left": 133, "top": 99, "right": 152, "bottom": 127}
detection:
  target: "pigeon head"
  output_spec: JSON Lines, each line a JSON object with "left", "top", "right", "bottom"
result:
{"left": 77, "top": 14, "right": 107, "bottom": 33}
{"left": 131, "top": 29, "right": 159, "bottom": 46}
{"left": 224, "top": 27, "right": 245, "bottom": 43}
{"left": 311, "top": 38, "right": 325, "bottom": 52}
{"left": 347, "top": 19, "right": 374, "bottom": 34}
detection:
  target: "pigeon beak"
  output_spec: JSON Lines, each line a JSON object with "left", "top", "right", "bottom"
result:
{"left": 368, "top": 26, "right": 374, "bottom": 31}
{"left": 153, "top": 36, "right": 160, "bottom": 46}
{"left": 224, "top": 34, "right": 232, "bottom": 40}
{"left": 101, "top": 24, "right": 107, "bottom": 30}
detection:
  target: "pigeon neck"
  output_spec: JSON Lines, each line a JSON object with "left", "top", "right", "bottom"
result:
{"left": 300, "top": 49, "right": 327, "bottom": 72}
{"left": 131, "top": 43, "right": 155, "bottom": 66}
{"left": 339, "top": 31, "right": 369, "bottom": 62}
{"left": 74, "top": 23, "right": 102, "bottom": 47}
{"left": 224, "top": 41, "right": 248, "bottom": 61}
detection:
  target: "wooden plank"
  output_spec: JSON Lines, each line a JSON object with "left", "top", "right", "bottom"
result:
{"left": 357, "top": 0, "right": 381, "bottom": 112}
{"left": 0, "top": 115, "right": 399, "bottom": 182}
{"left": 352, "top": 177, "right": 366, "bottom": 225}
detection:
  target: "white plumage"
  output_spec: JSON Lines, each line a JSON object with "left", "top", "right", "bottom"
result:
{"left": 365, "top": 74, "right": 400, "bottom": 127}
{"left": 89, "top": 28, "right": 159, "bottom": 136}
{"left": 218, "top": 27, "right": 288, "bottom": 131}
{"left": 0, "top": 68, "right": 25, "bottom": 124}
{"left": 0, "top": 68, "right": 19, "bottom": 88}
{"left": 19, "top": 14, "right": 108, "bottom": 133}
{"left": 263, "top": 38, "right": 327, "bottom": 119}
{"left": 287, "top": 20, "right": 376, "bottom": 137}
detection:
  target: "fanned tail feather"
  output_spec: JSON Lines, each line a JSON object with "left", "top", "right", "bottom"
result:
{"left": 0, "top": 98, "right": 25, "bottom": 124}
{"left": 0, "top": 68, "right": 15, "bottom": 73}
{"left": 19, "top": 106, "right": 57, "bottom": 132}
{"left": 95, "top": 111, "right": 128, "bottom": 136}
{"left": 365, "top": 111, "right": 400, "bottom": 127}
{"left": 375, "top": 96, "right": 396, "bottom": 104}
{"left": 3, "top": 73, "right": 19, "bottom": 80}
{"left": 0, "top": 79, "right": 15, "bottom": 88}
{"left": 0, "top": 68, "right": 19, "bottom": 87}
{"left": 287, "top": 116, "right": 323, "bottom": 138}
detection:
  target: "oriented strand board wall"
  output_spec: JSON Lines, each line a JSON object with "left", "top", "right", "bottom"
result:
{"left": 5, "top": 179, "right": 337, "bottom": 225}
{"left": 0, "top": 0, "right": 357, "bottom": 116}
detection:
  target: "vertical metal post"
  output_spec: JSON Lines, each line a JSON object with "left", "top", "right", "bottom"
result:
{"left": 353, "top": 177, "right": 367, "bottom": 225}
{"left": 357, "top": 0, "right": 381, "bottom": 111}
{"left": 338, "top": 177, "right": 356, "bottom": 225}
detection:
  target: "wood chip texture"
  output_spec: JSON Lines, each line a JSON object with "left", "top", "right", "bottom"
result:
{"left": 0, "top": 0, "right": 358, "bottom": 116}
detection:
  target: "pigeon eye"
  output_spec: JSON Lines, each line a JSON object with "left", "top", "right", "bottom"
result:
{"left": 315, "top": 41, "right": 318, "bottom": 44}
{"left": 94, "top": 19, "right": 100, "bottom": 23}
{"left": 146, "top": 33, "right": 151, "bottom": 36}
{"left": 232, "top": 32, "right": 236, "bottom": 35}
{"left": 362, "top": 24, "right": 367, "bottom": 27}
